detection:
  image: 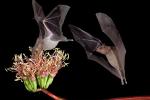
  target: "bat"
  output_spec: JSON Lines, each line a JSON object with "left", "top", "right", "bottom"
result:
{"left": 32, "top": 0, "right": 73, "bottom": 55}
{"left": 96, "top": 13, "right": 127, "bottom": 84}
{"left": 69, "top": 13, "right": 127, "bottom": 85}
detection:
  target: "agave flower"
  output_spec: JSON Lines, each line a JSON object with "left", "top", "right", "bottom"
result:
{"left": 35, "top": 48, "right": 69, "bottom": 89}
{"left": 7, "top": 53, "right": 38, "bottom": 92}
{"left": 7, "top": 48, "right": 69, "bottom": 94}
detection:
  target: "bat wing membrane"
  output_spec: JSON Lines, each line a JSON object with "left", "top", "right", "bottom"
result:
{"left": 43, "top": 5, "right": 70, "bottom": 40}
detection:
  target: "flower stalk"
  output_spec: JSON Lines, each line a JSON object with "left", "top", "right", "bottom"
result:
{"left": 36, "top": 89, "right": 65, "bottom": 100}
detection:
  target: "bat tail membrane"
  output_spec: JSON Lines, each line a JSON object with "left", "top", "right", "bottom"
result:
{"left": 69, "top": 24, "right": 102, "bottom": 52}
{"left": 96, "top": 12, "right": 127, "bottom": 85}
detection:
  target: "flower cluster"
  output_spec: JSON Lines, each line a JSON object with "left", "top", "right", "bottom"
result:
{"left": 7, "top": 48, "right": 69, "bottom": 92}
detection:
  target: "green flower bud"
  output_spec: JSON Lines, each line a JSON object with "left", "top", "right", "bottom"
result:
{"left": 37, "top": 76, "right": 45, "bottom": 88}
{"left": 45, "top": 75, "right": 53, "bottom": 89}
{"left": 37, "top": 75, "right": 53, "bottom": 89}
{"left": 23, "top": 79, "right": 37, "bottom": 92}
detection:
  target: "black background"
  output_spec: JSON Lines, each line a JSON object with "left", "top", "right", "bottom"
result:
{"left": 0, "top": 0, "right": 150, "bottom": 100}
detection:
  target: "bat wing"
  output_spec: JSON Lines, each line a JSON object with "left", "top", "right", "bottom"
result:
{"left": 43, "top": 5, "right": 70, "bottom": 40}
{"left": 96, "top": 13, "right": 127, "bottom": 84}
{"left": 32, "top": 0, "right": 45, "bottom": 40}
{"left": 32, "top": 0, "right": 45, "bottom": 23}
{"left": 87, "top": 52, "right": 121, "bottom": 79}
{"left": 69, "top": 25, "right": 102, "bottom": 52}
{"left": 69, "top": 25, "right": 121, "bottom": 78}
{"left": 69, "top": 25, "right": 122, "bottom": 79}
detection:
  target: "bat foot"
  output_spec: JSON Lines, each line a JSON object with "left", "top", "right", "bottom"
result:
{"left": 121, "top": 78, "right": 127, "bottom": 85}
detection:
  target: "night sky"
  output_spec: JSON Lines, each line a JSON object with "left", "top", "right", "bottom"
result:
{"left": 0, "top": 0, "right": 150, "bottom": 100}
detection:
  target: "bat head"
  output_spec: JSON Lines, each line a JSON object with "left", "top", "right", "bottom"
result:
{"left": 96, "top": 44, "right": 111, "bottom": 55}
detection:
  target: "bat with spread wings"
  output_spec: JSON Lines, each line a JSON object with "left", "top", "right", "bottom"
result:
{"left": 69, "top": 13, "right": 127, "bottom": 85}
{"left": 31, "top": 0, "right": 72, "bottom": 57}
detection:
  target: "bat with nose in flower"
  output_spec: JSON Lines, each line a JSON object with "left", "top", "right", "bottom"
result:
{"left": 32, "top": 0, "right": 73, "bottom": 52}
{"left": 6, "top": 0, "right": 72, "bottom": 99}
